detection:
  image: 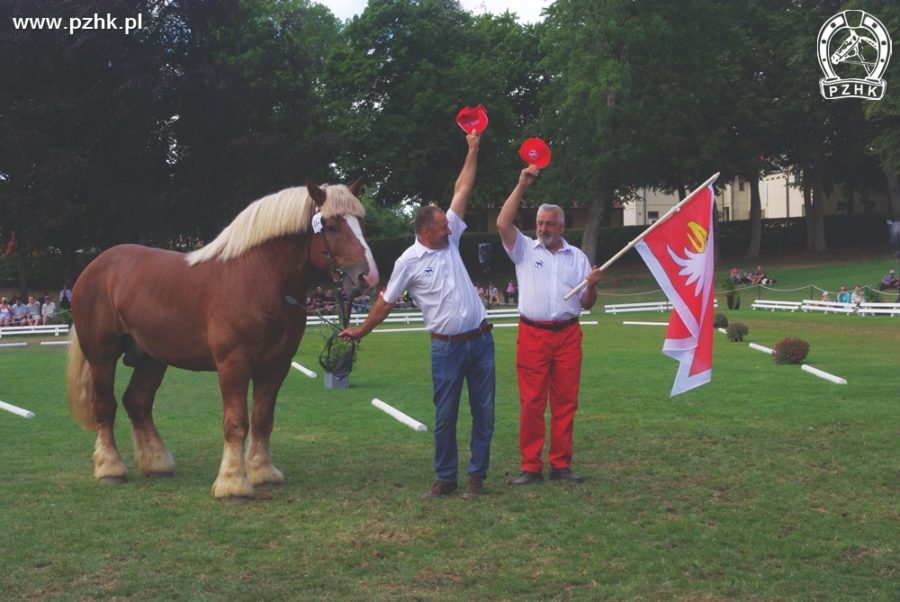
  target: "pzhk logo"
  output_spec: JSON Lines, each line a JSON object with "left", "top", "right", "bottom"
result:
{"left": 818, "top": 10, "right": 892, "bottom": 100}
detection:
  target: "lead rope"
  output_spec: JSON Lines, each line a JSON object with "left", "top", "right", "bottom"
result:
{"left": 312, "top": 212, "right": 356, "bottom": 377}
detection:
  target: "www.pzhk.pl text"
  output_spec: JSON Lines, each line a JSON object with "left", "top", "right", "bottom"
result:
{"left": 11, "top": 13, "right": 144, "bottom": 35}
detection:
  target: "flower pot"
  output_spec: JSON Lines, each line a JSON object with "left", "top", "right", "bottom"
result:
{"left": 324, "top": 371, "right": 349, "bottom": 389}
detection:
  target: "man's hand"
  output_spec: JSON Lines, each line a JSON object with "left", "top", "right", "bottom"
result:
{"left": 520, "top": 165, "right": 540, "bottom": 188}
{"left": 466, "top": 130, "right": 481, "bottom": 150}
{"left": 586, "top": 266, "right": 604, "bottom": 287}
{"left": 338, "top": 326, "right": 364, "bottom": 343}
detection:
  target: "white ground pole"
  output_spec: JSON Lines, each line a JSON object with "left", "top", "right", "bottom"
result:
{"left": 0, "top": 400, "right": 35, "bottom": 419}
{"left": 0, "top": 342, "right": 28, "bottom": 348}
{"left": 290, "top": 361, "right": 317, "bottom": 378}
{"left": 371, "top": 398, "right": 428, "bottom": 432}
{"left": 801, "top": 364, "right": 847, "bottom": 385}
{"left": 624, "top": 321, "right": 668, "bottom": 326}
{"left": 40, "top": 341, "right": 71, "bottom": 346}
{"left": 748, "top": 343, "right": 774, "bottom": 354}
{"left": 718, "top": 328, "right": 728, "bottom": 334}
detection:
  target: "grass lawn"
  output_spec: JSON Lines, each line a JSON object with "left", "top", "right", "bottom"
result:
{"left": 0, "top": 254, "right": 897, "bottom": 600}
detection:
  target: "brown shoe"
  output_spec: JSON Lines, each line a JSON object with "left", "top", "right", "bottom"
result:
{"left": 423, "top": 479, "right": 457, "bottom": 498}
{"left": 512, "top": 471, "right": 543, "bottom": 485}
{"left": 461, "top": 476, "right": 484, "bottom": 498}
{"left": 549, "top": 467, "right": 584, "bottom": 483}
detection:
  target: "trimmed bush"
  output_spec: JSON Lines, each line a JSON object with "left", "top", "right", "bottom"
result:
{"left": 726, "top": 322, "right": 748, "bottom": 342}
{"left": 713, "top": 313, "right": 729, "bottom": 328}
{"left": 772, "top": 337, "right": 810, "bottom": 364}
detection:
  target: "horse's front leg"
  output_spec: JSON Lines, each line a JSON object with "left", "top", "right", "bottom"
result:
{"left": 211, "top": 360, "right": 254, "bottom": 501}
{"left": 246, "top": 368, "right": 290, "bottom": 487}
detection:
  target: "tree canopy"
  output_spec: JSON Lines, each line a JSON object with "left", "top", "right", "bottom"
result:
{"left": 2, "top": 0, "right": 898, "bottom": 279}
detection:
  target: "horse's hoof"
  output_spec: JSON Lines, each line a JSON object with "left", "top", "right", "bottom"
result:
{"left": 98, "top": 475, "right": 127, "bottom": 485}
{"left": 219, "top": 495, "right": 253, "bottom": 505}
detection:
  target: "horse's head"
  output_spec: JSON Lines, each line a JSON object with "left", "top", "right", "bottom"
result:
{"left": 306, "top": 177, "right": 379, "bottom": 298}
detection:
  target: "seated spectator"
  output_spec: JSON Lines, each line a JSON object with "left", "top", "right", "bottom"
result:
{"left": 323, "top": 289, "right": 337, "bottom": 314}
{"left": 750, "top": 265, "right": 766, "bottom": 285}
{"left": 307, "top": 286, "right": 325, "bottom": 312}
{"left": 851, "top": 285, "right": 864, "bottom": 306}
{"left": 26, "top": 295, "right": 42, "bottom": 326}
{"left": 836, "top": 286, "right": 851, "bottom": 304}
{"left": 11, "top": 297, "right": 28, "bottom": 325}
{"left": 59, "top": 284, "right": 73, "bottom": 310}
{"left": 352, "top": 293, "right": 371, "bottom": 313}
{"left": 820, "top": 290, "right": 831, "bottom": 302}
{"left": 487, "top": 283, "right": 500, "bottom": 306}
{"left": 0, "top": 298, "right": 11, "bottom": 326}
{"left": 505, "top": 280, "right": 517, "bottom": 304}
{"left": 880, "top": 269, "right": 899, "bottom": 290}
{"left": 41, "top": 295, "right": 56, "bottom": 324}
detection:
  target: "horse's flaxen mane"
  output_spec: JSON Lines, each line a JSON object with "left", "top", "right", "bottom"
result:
{"left": 185, "top": 184, "right": 366, "bottom": 265}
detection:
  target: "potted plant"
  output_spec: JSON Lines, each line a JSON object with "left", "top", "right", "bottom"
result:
{"left": 318, "top": 329, "right": 356, "bottom": 389}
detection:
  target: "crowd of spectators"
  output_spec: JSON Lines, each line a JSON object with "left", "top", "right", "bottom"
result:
{"left": 0, "top": 286, "right": 68, "bottom": 327}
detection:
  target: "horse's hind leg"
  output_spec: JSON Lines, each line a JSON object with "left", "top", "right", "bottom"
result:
{"left": 246, "top": 371, "right": 288, "bottom": 487}
{"left": 91, "top": 361, "right": 128, "bottom": 483}
{"left": 123, "top": 358, "right": 175, "bottom": 476}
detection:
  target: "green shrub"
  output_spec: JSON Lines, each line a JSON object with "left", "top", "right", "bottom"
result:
{"left": 772, "top": 337, "right": 810, "bottom": 364}
{"left": 726, "top": 322, "right": 748, "bottom": 342}
{"left": 862, "top": 287, "right": 882, "bottom": 303}
{"left": 713, "top": 313, "right": 729, "bottom": 328}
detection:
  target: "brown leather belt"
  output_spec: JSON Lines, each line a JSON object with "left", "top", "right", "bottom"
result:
{"left": 431, "top": 320, "right": 493, "bottom": 343}
{"left": 519, "top": 316, "right": 579, "bottom": 331}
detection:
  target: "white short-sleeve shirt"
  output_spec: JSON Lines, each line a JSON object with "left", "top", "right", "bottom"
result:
{"left": 505, "top": 228, "right": 591, "bottom": 321}
{"left": 383, "top": 209, "right": 486, "bottom": 335}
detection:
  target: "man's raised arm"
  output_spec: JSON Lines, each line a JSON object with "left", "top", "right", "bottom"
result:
{"left": 497, "top": 166, "right": 539, "bottom": 251}
{"left": 448, "top": 132, "right": 481, "bottom": 220}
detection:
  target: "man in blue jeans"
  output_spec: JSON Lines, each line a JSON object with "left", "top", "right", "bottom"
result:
{"left": 340, "top": 132, "right": 494, "bottom": 499}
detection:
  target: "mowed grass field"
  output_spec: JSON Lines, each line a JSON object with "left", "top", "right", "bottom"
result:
{"left": 0, "top": 257, "right": 898, "bottom": 600}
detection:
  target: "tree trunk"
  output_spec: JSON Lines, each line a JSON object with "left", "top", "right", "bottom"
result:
{"left": 580, "top": 196, "right": 605, "bottom": 265}
{"left": 16, "top": 254, "right": 28, "bottom": 298}
{"left": 746, "top": 172, "right": 762, "bottom": 258}
{"left": 61, "top": 247, "right": 77, "bottom": 288}
{"left": 811, "top": 153, "right": 827, "bottom": 253}
{"left": 884, "top": 162, "right": 900, "bottom": 219}
{"left": 802, "top": 175, "right": 814, "bottom": 250}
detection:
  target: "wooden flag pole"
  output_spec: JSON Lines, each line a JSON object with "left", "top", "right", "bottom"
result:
{"left": 563, "top": 172, "right": 720, "bottom": 300}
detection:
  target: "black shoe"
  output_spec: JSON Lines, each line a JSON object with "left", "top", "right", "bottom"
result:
{"left": 461, "top": 475, "right": 484, "bottom": 498}
{"left": 512, "top": 471, "right": 543, "bottom": 485}
{"left": 423, "top": 479, "right": 457, "bottom": 498}
{"left": 549, "top": 467, "right": 584, "bottom": 483}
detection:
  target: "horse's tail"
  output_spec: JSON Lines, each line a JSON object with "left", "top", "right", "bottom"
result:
{"left": 66, "top": 326, "right": 95, "bottom": 431}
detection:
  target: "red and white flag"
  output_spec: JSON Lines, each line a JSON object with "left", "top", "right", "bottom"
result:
{"left": 635, "top": 185, "right": 715, "bottom": 396}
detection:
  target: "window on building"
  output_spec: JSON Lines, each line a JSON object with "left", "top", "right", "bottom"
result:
{"left": 738, "top": 177, "right": 745, "bottom": 192}
{"left": 648, "top": 211, "right": 659, "bottom": 224}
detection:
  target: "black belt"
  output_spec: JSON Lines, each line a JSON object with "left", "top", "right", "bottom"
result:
{"left": 519, "top": 316, "right": 579, "bottom": 331}
{"left": 431, "top": 320, "right": 493, "bottom": 343}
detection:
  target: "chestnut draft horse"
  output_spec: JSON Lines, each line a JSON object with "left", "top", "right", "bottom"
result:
{"left": 66, "top": 179, "right": 378, "bottom": 500}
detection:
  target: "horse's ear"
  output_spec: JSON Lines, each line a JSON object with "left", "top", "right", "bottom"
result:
{"left": 306, "top": 178, "right": 327, "bottom": 208}
{"left": 348, "top": 177, "right": 364, "bottom": 197}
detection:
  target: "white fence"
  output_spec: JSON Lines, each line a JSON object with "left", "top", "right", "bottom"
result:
{"left": 0, "top": 324, "right": 70, "bottom": 338}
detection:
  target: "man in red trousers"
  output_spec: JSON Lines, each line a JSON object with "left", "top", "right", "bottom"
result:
{"left": 497, "top": 165, "right": 602, "bottom": 484}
